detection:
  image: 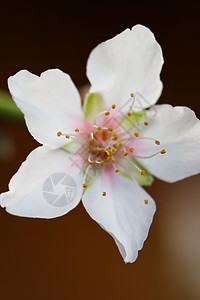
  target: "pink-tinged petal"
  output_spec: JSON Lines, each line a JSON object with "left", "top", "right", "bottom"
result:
{"left": 82, "top": 168, "right": 156, "bottom": 263}
{"left": 0, "top": 146, "right": 83, "bottom": 218}
{"left": 8, "top": 69, "right": 83, "bottom": 149}
{"left": 137, "top": 104, "right": 200, "bottom": 182}
{"left": 87, "top": 24, "right": 163, "bottom": 110}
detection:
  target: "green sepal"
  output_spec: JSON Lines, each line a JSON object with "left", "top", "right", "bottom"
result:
{"left": 120, "top": 157, "right": 154, "bottom": 186}
{"left": 83, "top": 93, "right": 105, "bottom": 121}
{"left": 0, "top": 90, "right": 24, "bottom": 121}
{"left": 61, "top": 140, "right": 81, "bottom": 154}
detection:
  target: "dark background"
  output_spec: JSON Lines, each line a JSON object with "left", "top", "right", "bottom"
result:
{"left": 0, "top": 1, "right": 200, "bottom": 299}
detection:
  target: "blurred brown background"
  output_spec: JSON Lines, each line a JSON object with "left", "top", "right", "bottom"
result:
{"left": 0, "top": 1, "right": 199, "bottom": 299}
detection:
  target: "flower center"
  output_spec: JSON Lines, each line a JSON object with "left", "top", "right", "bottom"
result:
{"left": 57, "top": 93, "right": 166, "bottom": 202}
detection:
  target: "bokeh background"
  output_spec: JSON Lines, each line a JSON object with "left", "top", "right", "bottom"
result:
{"left": 0, "top": 1, "right": 199, "bottom": 299}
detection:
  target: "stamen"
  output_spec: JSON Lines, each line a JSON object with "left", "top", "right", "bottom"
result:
{"left": 83, "top": 163, "right": 92, "bottom": 186}
{"left": 144, "top": 122, "right": 148, "bottom": 126}
{"left": 112, "top": 159, "right": 116, "bottom": 163}
{"left": 129, "top": 147, "right": 134, "bottom": 152}
{"left": 134, "top": 132, "right": 139, "bottom": 137}
{"left": 96, "top": 126, "right": 101, "bottom": 130}
{"left": 129, "top": 92, "right": 135, "bottom": 112}
{"left": 105, "top": 111, "right": 110, "bottom": 116}
{"left": 89, "top": 161, "right": 94, "bottom": 165}
{"left": 155, "top": 140, "right": 160, "bottom": 145}
{"left": 115, "top": 168, "right": 120, "bottom": 173}
{"left": 112, "top": 147, "right": 116, "bottom": 153}
{"left": 160, "top": 149, "right": 166, "bottom": 154}
{"left": 75, "top": 128, "right": 79, "bottom": 132}
{"left": 65, "top": 135, "right": 70, "bottom": 139}
{"left": 100, "top": 161, "right": 104, "bottom": 167}
{"left": 101, "top": 148, "right": 106, "bottom": 152}
{"left": 114, "top": 144, "right": 119, "bottom": 149}
{"left": 123, "top": 157, "right": 144, "bottom": 174}
{"left": 107, "top": 157, "right": 112, "bottom": 160}
{"left": 123, "top": 152, "right": 128, "bottom": 157}
{"left": 117, "top": 161, "right": 147, "bottom": 205}
{"left": 90, "top": 132, "right": 95, "bottom": 142}
{"left": 127, "top": 112, "right": 132, "bottom": 117}
{"left": 144, "top": 199, "right": 148, "bottom": 205}
{"left": 107, "top": 151, "right": 112, "bottom": 157}
{"left": 108, "top": 127, "right": 113, "bottom": 132}
{"left": 134, "top": 150, "right": 165, "bottom": 159}
{"left": 102, "top": 192, "right": 106, "bottom": 196}
{"left": 112, "top": 104, "right": 116, "bottom": 109}
{"left": 57, "top": 131, "right": 62, "bottom": 136}
{"left": 112, "top": 133, "right": 118, "bottom": 141}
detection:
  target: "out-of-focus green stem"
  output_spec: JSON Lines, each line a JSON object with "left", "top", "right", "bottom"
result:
{"left": 0, "top": 90, "right": 24, "bottom": 121}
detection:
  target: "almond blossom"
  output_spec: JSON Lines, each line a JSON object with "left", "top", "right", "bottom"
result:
{"left": 1, "top": 25, "right": 200, "bottom": 263}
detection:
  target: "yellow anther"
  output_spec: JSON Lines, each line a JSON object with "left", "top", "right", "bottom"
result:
{"left": 96, "top": 126, "right": 101, "bottom": 130}
{"left": 112, "top": 104, "right": 116, "bottom": 109}
{"left": 100, "top": 161, "right": 104, "bottom": 167}
{"left": 123, "top": 152, "right": 128, "bottom": 157}
{"left": 57, "top": 131, "right": 62, "bottom": 136}
{"left": 107, "top": 148, "right": 112, "bottom": 153}
{"left": 129, "top": 147, "right": 134, "bottom": 152}
{"left": 127, "top": 111, "right": 132, "bottom": 117}
{"left": 130, "top": 93, "right": 134, "bottom": 97}
{"left": 141, "top": 170, "right": 146, "bottom": 176}
{"left": 91, "top": 138, "right": 95, "bottom": 142}
{"left": 101, "top": 148, "right": 106, "bottom": 152}
{"left": 102, "top": 192, "right": 106, "bottom": 196}
{"left": 75, "top": 128, "right": 79, "bottom": 132}
{"left": 112, "top": 133, "right": 118, "bottom": 141}
{"left": 115, "top": 168, "right": 120, "bottom": 173}
{"left": 160, "top": 149, "right": 166, "bottom": 154}
{"left": 118, "top": 142, "right": 123, "bottom": 147}
{"left": 89, "top": 161, "right": 94, "bottom": 165}
{"left": 144, "top": 121, "right": 148, "bottom": 126}
{"left": 65, "top": 135, "right": 70, "bottom": 139}
{"left": 108, "top": 127, "right": 113, "bottom": 132}
{"left": 112, "top": 159, "right": 116, "bottom": 163}
{"left": 114, "top": 144, "right": 119, "bottom": 149}
{"left": 155, "top": 140, "right": 160, "bottom": 145}
{"left": 105, "top": 111, "right": 110, "bottom": 116}
{"left": 107, "top": 157, "right": 112, "bottom": 160}
{"left": 112, "top": 147, "right": 116, "bottom": 153}
{"left": 83, "top": 184, "right": 87, "bottom": 188}
{"left": 134, "top": 132, "right": 139, "bottom": 137}
{"left": 144, "top": 199, "right": 148, "bottom": 205}
{"left": 107, "top": 152, "right": 112, "bottom": 157}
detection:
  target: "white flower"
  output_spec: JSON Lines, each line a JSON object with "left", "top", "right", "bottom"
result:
{"left": 1, "top": 25, "right": 200, "bottom": 263}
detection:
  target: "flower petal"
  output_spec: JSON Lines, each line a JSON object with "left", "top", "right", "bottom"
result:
{"left": 8, "top": 69, "right": 83, "bottom": 149}
{"left": 82, "top": 169, "right": 156, "bottom": 263}
{"left": 1, "top": 146, "right": 83, "bottom": 218}
{"left": 87, "top": 24, "right": 163, "bottom": 110}
{"left": 137, "top": 104, "right": 200, "bottom": 182}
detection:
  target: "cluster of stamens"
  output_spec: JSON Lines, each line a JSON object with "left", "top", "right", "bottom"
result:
{"left": 57, "top": 93, "right": 166, "bottom": 204}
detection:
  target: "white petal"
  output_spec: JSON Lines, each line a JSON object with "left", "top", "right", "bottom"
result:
{"left": 82, "top": 169, "right": 156, "bottom": 263}
{"left": 87, "top": 24, "right": 163, "bottom": 110}
{"left": 1, "top": 146, "right": 83, "bottom": 218}
{"left": 137, "top": 104, "right": 200, "bottom": 182}
{"left": 8, "top": 69, "right": 83, "bottom": 149}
